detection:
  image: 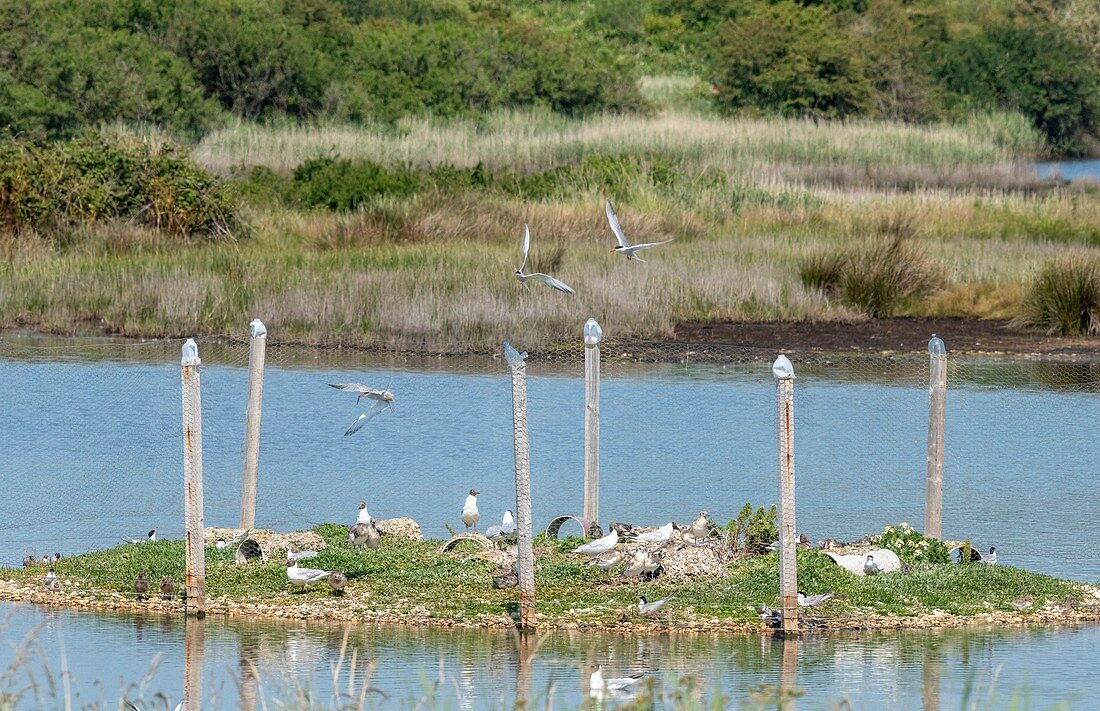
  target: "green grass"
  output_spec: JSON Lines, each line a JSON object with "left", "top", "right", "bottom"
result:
{"left": 4, "top": 526, "right": 1084, "bottom": 627}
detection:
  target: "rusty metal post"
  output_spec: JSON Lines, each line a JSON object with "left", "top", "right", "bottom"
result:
{"left": 240, "top": 318, "right": 267, "bottom": 529}
{"left": 583, "top": 318, "right": 602, "bottom": 523}
{"left": 183, "top": 612, "right": 205, "bottom": 711}
{"left": 925, "top": 334, "right": 946, "bottom": 540}
{"left": 505, "top": 341, "right": 535, "bottom": 630}
{"left": 181, "top": 338, "right": 206, "bottom": 617}
{"left": 773, "top": 355, "right": 798, "bottom": 633}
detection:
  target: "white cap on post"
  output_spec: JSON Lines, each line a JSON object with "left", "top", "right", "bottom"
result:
{"left": 583, "top": 318, "right": 603, "bottom": 347}
{"left": 928, "top": 333, "right": 945, "bottom": 357}
{"left": 181, "top": 338, "right": 201, "bottom": 366}
{"left": 503, "top": 340, "right": 528, "bottom": 367}
{"left": 249, "top": 319, "right": 268, "bottom": 339}
{"left": 772, "top": 354, "right": 794, "bottom": 380}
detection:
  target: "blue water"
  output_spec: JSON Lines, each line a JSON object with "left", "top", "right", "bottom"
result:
{"left": 0, "top": 601, "right": 1094, "bottom": 709}
{"left": 1032, "top": 159, "right": 1100, "bottom": 182}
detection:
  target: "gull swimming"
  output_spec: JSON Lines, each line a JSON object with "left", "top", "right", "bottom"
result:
{"left": 572, "top": 529, "right": 619, "bottom": 557}
{"left": 628, "top": 522, "right": 674, "bottom": 546}
{"left": 605, "top": 200, "right": 673, "bottom": 262}
{"left": 515, "top": 224, "right": 575, "bottom": 294}
{"left": 637, "top": 592, "right": 675, "bottom": 615}
{"left": 589, "top": 549, "right": 624, "bottom": 571}
{"left": 461, "top": 489, "right": 480, "bottom": 531}
{"left": 590, "top": 666, "right": 645, "bottom": 693}
{"left": 798, "top": 591, "right": 834, "bottom": 607}
{"left": 286, "top": 560, "right": 332, "bottom": 587}
{"left": 864, "top": 554, "right": 882, "bottom": 576}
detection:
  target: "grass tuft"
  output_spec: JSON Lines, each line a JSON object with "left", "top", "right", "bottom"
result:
{"left": 1020, "top": 254, "right": 1100, "bottom": 335}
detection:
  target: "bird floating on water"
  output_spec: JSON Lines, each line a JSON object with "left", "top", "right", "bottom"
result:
{"left": 461, "top": 489, "right": 480, "bottom": 531}
{"left": 514, "top": 224, "right": 575, "bottom": 294}
{"left": 590, "top": 666, "right": 645, "bottom": 694}
{"left": 605, "top": 200, "right": 673, "bottom": 262}
{"left": 637, "top": 592, "right": 675, "bottom": 615}
{"left": 572, "top": 529, "right": 619, "bottom": 557}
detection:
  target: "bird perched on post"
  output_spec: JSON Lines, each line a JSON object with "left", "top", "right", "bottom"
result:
{"left": 159, "top": 576, "right": 176, "bottom": 600}
{"left": 461, "top": 489, "right": 480, "bottom": 531}
{"left": 637, "top": 593, "right": 675, "bottom": 615}
{"left": 133, "top": 572, "right": 150, "bottom": 600}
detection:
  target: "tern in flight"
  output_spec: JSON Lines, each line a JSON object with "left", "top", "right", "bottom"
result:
{"left": 514, "top": 224, "right": 575, "bottom": 294}
{"left": 329, "top": 383, "right": 395, "bottom": 435}
{"left": 605, "top": 200, "right": 674, "bottom": 262}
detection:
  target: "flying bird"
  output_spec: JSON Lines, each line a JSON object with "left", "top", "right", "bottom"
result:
{"left": 515, "top": 224, "right": 575, "bottom": 294}
{"left": 637, "top": 592, "right": 675, "bottom": 615}
{"left": 572, "top": 529, "right": 619, "bottom": 557}
{"left": 330, "top": 384, "right": 395, "bottom": 435}
{"left": 461, "top": 489, "right": 480, "bottom": 531}
{"left": 605, "top": 200, "right": 673, "bottom": 262}
{"left": 797, "top": 591, "right": 833, "bottom": 607}
{"left": 627, "top": 522, "right": 674, "bottom": 546}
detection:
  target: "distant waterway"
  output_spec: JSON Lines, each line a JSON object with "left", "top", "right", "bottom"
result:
{"left": 1032, "top": 159, "right": 1100, "bottom": 182}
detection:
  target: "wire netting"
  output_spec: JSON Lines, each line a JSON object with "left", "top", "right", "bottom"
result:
{"left": 1, "top": 330, "right": 1096, "bottom": 580}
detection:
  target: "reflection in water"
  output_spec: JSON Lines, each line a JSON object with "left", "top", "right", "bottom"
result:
{"left": 1, "top": 602, "right": 1094, "bottom": 708}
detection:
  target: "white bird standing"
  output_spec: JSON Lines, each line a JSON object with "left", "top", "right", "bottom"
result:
{"left": 486, "top": 510, "right": 517, "bottom": 539}
{"left": 798, "top": 591, "right": 834, "bottom": 607}
{"left": 42, "top": 568, "right": 57, "bottom": 588}
{"left": 286, "top": 560, "right": 332, "bottom": 587}
{"left": 461, "top": 489, "right": 480, "bottom": 531}
{"left": 690, "top": 511, "right": 711, "bottom": 546}
{"left": 515, "top": 224, "right": 575, "bottom": 294}
{"left": 605, "top": 200, "right": 674, "bottom": 262}
{"left": 628, "top": 521, "right": 674, "bottom": 546}
{"left": 571, "top": 529, "right": 619, "bottom": 557}
{"left": 356, "top": 501, "right": 373, "bottom": 526}
{"left": 983, "top": 546, "right": 997, "bottom": 565}
{"left": 590, "top": 666, "right": 645, "bottom": 693}
{"left": 637, "top": 592, "right": 675, "bottom": 615}
{"left": 864, "top": 554, "right": 882, "bottom": 576}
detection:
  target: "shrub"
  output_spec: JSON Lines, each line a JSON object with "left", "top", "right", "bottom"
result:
{"left": 290, "top": 158, "right": 421, "bottom": 211}
{"left": 799, "top": 234, "right": 944, "bottom": 317}
{"left": 725, "top": 502, "right": 778, "bottom": 556}
{"left": 711, "top": 1, "right": 873, "bottom": 119}
{"left": 0, "top": 134, "right": 239, "bottom": 238}
{"left": 1020, "top": 256, "right": 1100, "bottom": 336}
{"left": 871, "top": 522, "right": 950, "bottom": 564}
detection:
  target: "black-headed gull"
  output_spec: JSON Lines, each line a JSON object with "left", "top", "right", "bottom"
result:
{"left": 637, "top": 592, "right": 675, "bottom": 615}
{"left": 515, "top": 224, "right": 575, "bottom": 294}
{"left": 356, "top": 501, "right": 373, "bottom": 525}
{"left": 628, "top": 522, "right": 674, "bottom": 545}
{"left": 572, "top": 529, "right": 619, "bottom": 557}
{"left": 605, "top": 200, "right": 673, "bottom": 262}
{"left": 590, "top": 666, "right": 645, "bottom": 693}
{"left": 42, "top": 568, "right": 57, "bottom": 588}
{"left": 461, "top": 489, "right": 480, "bottom": 530}
{"left": 983, "top": 546, "right": 997, "bottom": 565}
{"left": 286, "top": 560, "right": 331, "bottom": 587}
{"left": 486, "top": 510, "right": 517, "bottom": 539}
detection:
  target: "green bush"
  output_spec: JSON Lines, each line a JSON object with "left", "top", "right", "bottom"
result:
{"left": 290, "top": 158, "right": 422, "bottom": 211}
{"left": 711, "top": 0, "right": 873, "bottom": 119}
{"left": 725, "top": 502, "right": 778, "bottom": 556}
{"left": 799, "top": 235, "right": 944, "bottom": 317}
{"left": 871, "top": 522, "right": 950, "bottom": 564}
{"left": 1020, "top": 256, "right": 1100, "bottom": 336}
{"left": 0, "top": 134, "right": 239, "bottom": 238}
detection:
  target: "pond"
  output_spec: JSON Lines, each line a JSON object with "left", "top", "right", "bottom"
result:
{"left": 1032, "top": 159, "right": 1100, "bottom": 182}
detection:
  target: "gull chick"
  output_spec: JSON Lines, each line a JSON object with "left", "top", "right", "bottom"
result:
{"left": 328, "top": 571, "right": 348, "bottom": 591}
{"left": 622, "top": 549, "right": 647, "bottom": 578}
{"left": 133, "top": 572, "right": 150, "bottom": 600}
{"left": 690, "top": 511, "right": 711, "bottom": 546}
{"left": 605, "top": 200, "right": 674, "bottom": 262}
{"left": 637, "top": 592, "right": 675, "bottom": 615}
{"left": 572, "top": 529, "right": 619, "bottom": 557}
{"left": 159, "top": 576, "right": 176, "bottom": 600}
{"left": 628, "top": 522, "right": 674, "bottom": 546}
{"left": 515, "top": 224, "right": 575, "bottom": 294}
{"left": 461, "top": 489, "right": 480, "bottom": 531}
{"left": 348, "top": 522, "right": 380, "bottom": 548}
{"left": 589, "top": 549, "right": 624, "bottom": 571}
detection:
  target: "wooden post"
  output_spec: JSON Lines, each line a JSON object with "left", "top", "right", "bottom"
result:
{"left": 779, "top": 637, "right": 798, "bottom": 711}
{"left": 183, "top": 616, "right": 205, "bottom": 711}
{"left": 240, "top": 318, "right": 267, "bottom": 529}
{"left": 925, "top": 334, "right": 946, "bottom": 540}
{"left": 181, "top": 338, "right": 206, "bottom": 617}
{"left": 773, "top": 355, "right": 798, "bottom": 633}
{"left": 583, "top": 318, "right": 602, "bottom": 523}
{"left": 505, "top": 341, "right": 535, "bottom": 630}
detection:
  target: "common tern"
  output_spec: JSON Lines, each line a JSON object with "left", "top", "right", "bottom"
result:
{"left": 983, "top": 546, "right": 997, "bottom": 565}
{"left": 797, "top": 591, "right": 833, "bottom": 607}
{"left": 133, "top": 571, "right": 150, "bottom": 600}
{"left": 637, "top": 592, "right": 675, "bottom": 615}
{"left": 628, "top": 522, "right": 674, "bottom": 545}
{"left": 329, "top": 383, "right": 396, "bottom": 407}
{"left": 123, "top": 529, "right": 157, "bottom": 544}
{"left": 590, "top": 665, "right": 645, "bottom": 692}
{"left": 605, "top": 200, "right": 673, "bottom": 262}
{"left": 690, "top": 511, "right": 711, "bottom": 546}
{"left": 572, "top": 529, "right": 619, "bottom": 557}
{"left": 286, "top": 547, "right": 319, "bottom": 562}
{"left": 286, "top": 560, "right": 332, "bottom": 587}
{"left": 515, "top": 224, "right": 575, "bottom": 294}
{"left": 461, "top": 489, "right": 480, "bottom": 530}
